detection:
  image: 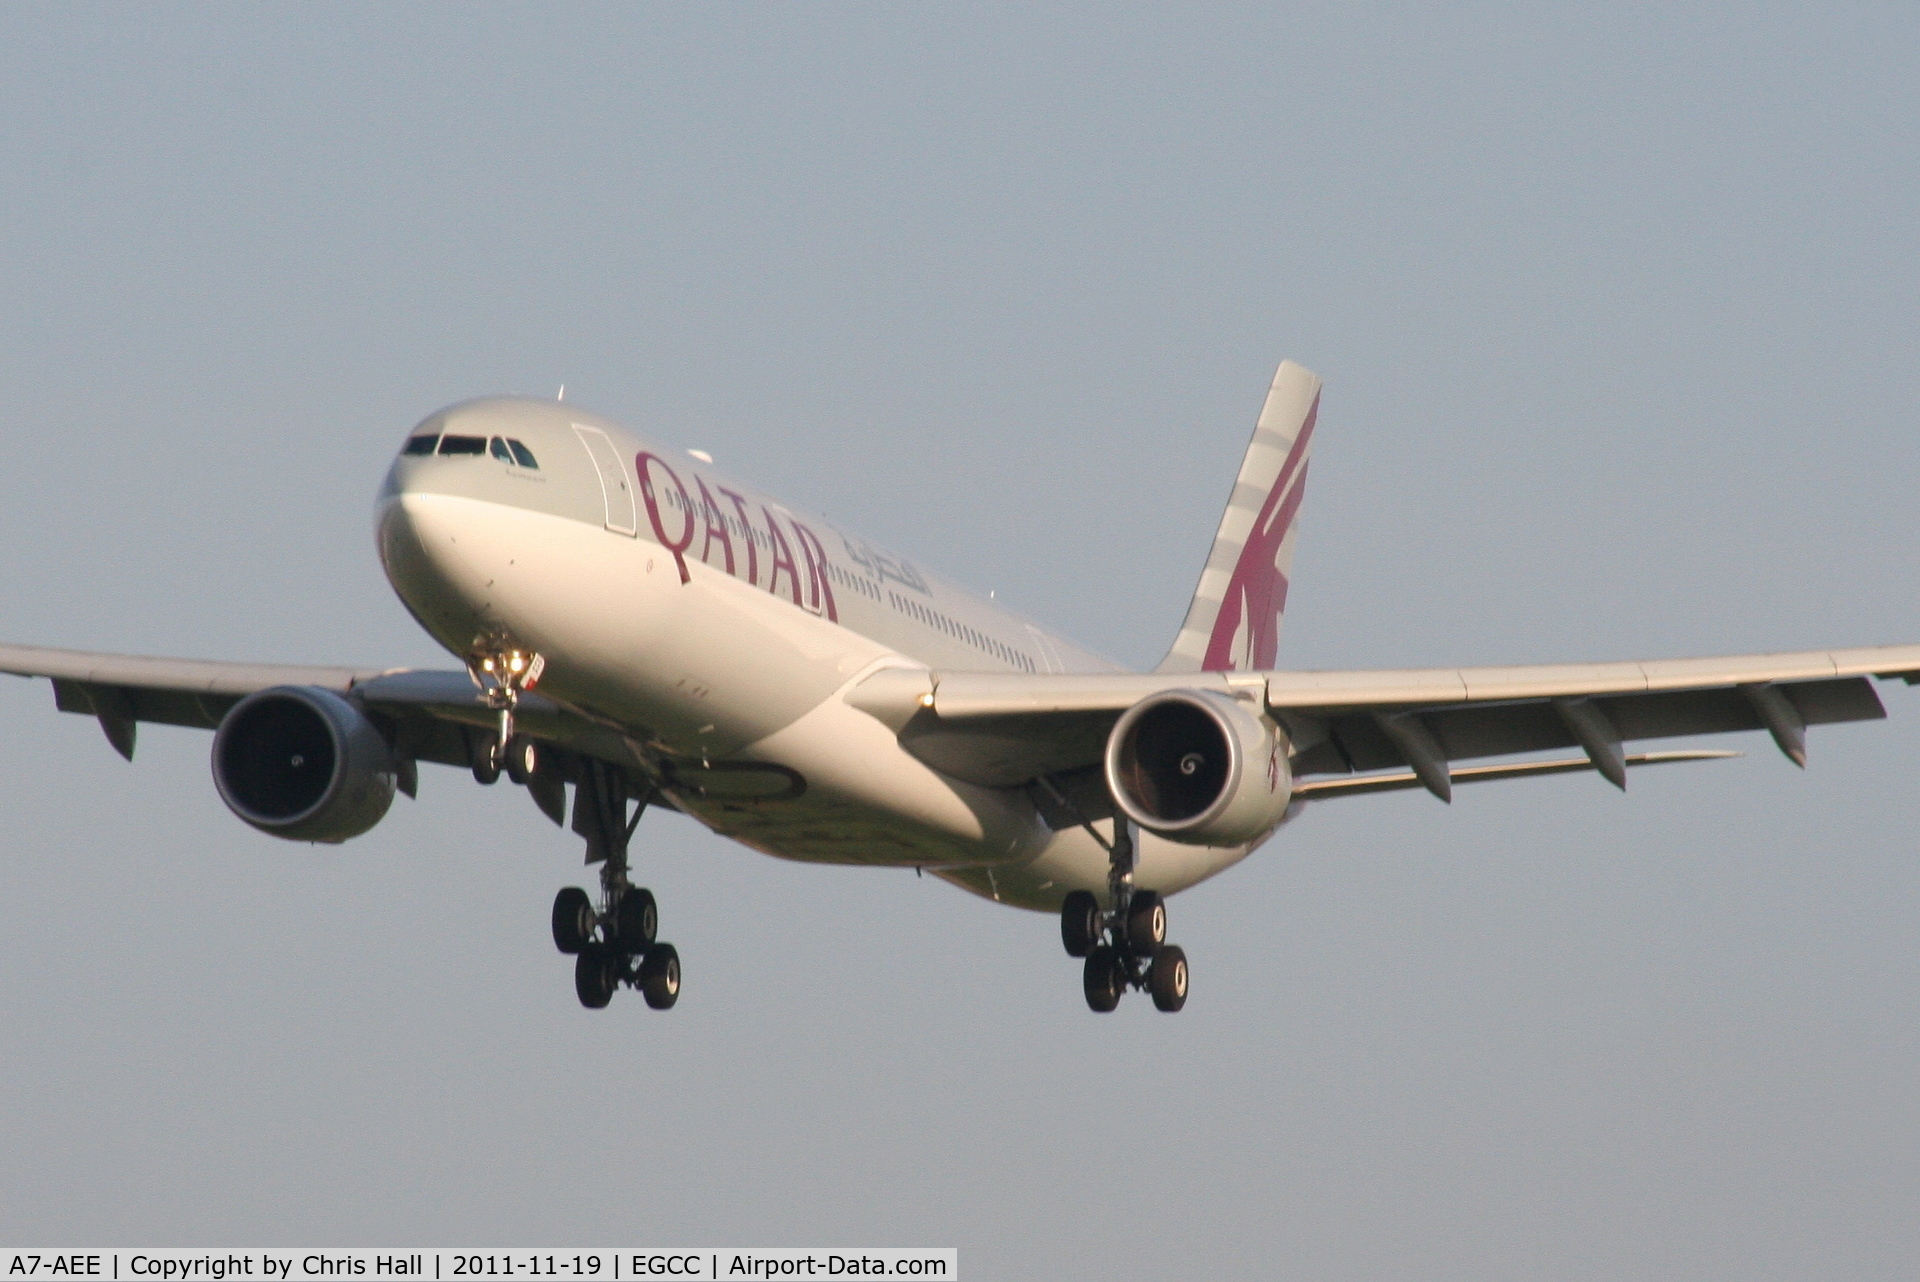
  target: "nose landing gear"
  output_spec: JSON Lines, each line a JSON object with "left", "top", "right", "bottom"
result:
{"left": 551, "top": 758, "right": 681, "bottom": 1011}
{"left": 465, "top": 637, "right": 546, "bottom": 783}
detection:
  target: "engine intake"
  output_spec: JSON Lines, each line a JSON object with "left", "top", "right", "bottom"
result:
{"left": 1104, "top": 688, "right": 1291, "bottom": 846}
{"left": 212, "top": 686, "right": 397, "bottom": 843}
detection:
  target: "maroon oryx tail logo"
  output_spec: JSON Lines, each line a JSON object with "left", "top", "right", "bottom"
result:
{"left": 1201, "top": 392, "right": 1318, "bottom": 671}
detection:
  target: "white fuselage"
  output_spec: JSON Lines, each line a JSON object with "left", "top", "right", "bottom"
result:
{"left": 375, "top": 396, "right": 1270, "bottom": 910}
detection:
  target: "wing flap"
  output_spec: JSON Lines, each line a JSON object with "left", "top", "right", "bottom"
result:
{"left": 1295, "top": 675, "right": 1885, "bottom": 777}
{"left": 1293, "top": 750, "right": 1742, "bottom": 800}
{"left": 52, "top": 678, "right": 234, "bottom": 730}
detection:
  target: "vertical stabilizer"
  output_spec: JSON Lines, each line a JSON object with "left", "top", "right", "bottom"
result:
{"left": 1157, "top": 360, "right": 1320, "bottom": 673}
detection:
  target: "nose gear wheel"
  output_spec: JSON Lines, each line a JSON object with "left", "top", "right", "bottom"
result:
{"left": 464, "top": 636, "right": 546, "bottom": 769}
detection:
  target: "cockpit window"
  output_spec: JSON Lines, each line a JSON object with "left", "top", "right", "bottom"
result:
{"left": 402, "top": 435, "right": 439, "bottom": 456}
{"left": 489, "top": 437, "right": 513, "bottom": 462}
{"left": 507, "top": 439, "right": 539, "bottom": 469}
{"left": 437, "top": 435, "right": 487, "bottom": 456}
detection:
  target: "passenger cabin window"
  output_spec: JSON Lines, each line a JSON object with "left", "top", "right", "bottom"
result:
{"left": 489, "top": 437, "right": 513, "bottom": 462}
{"left": 508, "top": 439, "right": 539, "bottom": 468}
{"left": 437, "top": 435, "right": 487, "bottom": 456}
{"left": 402, "top": 435, "right": 439, "bottom": 456}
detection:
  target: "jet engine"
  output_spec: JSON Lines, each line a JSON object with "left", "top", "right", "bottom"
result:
{"left": 1104, "top": 688, "right": 1291, "bottom": 847}
{"left": 212, "top": 686, "right": 398, "bottom": 843}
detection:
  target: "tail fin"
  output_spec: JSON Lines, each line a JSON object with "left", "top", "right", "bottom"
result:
{"left": 1157, "top": 359, "right": 1321, "bottom": 673}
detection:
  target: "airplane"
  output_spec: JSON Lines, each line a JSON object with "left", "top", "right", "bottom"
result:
{"left": 7, "top": 359, "right": 1919, "bottom": 1014}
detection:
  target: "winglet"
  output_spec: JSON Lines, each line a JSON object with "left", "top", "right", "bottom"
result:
{"left": 1157, "top": 360, "right": 1321, "bottom": 673}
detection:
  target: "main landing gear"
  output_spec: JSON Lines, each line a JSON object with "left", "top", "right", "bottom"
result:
{"left": 550, "top": 757, "right": 681, "bottom": 1011}
{"left": 461, "top": 635, "right": 680, "bottom": 1011}
{"left": 1058, "top": 818, "right": 1189, "bottom": 1013}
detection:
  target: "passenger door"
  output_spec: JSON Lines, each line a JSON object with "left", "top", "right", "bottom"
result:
{"left": 571, "top": 424, "right": 637, "bottom": 535}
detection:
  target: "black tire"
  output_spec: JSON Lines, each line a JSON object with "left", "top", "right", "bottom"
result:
{"left": 574, "top": 946, "right": 617, "bottom": 1009}
{"left": 638, "top": 943, "right": 680, "bottom": 1010}
{"left": 1060, "top": 889, "right": 1100, "bottom": 957}
{"left": 615, "top": 888, "right": 658, "bottom": 950}
{"left": 470, "top": 734, "right": 501, "bottom": 786}
{"left": 1125, "top": 890, "right": 1166, "bottom": 957}
{"left": 1082, "top": 946, "right": 1125, "bottom": 1013}
{"left": 551, "top": 886, "right": 596, "bottom": 954}
{"left": 503, "top": 736, "right": 539, "bottom": 786}
{"left": 1148, "top": 944, "right": 1188, "bottom": 1012}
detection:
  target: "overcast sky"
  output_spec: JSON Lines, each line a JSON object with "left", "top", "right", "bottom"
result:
{"left": 2, "top": 5, "right": 1917, "bottom": 1277}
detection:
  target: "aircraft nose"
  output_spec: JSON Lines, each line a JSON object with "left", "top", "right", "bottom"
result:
{"left": 375, "top": 489, "right": 487, "bottom": 647}
{"left": 376, "top": 489, "right": 442, "bottom": 598}
{"left": 375, "top": 397, "right": 564, "bottom": 645}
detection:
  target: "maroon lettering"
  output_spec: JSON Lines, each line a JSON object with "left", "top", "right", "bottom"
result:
{"left": 718, "top": 485, "right": 759, "bottom": 586}
{"left": 694, "top": 476, "right": 735, "bottom": 575}
{"left": 636, "top": 452, "right": 695, "bottom": 584}
{"left": 788, "top": 518, "right": 840, "bottom": 623}
{"left": 761, "top": 506, "right": 802, "bottom": 606}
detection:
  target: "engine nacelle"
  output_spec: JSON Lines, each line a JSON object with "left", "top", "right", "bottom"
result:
{"left": 212, "top": 686, "right": 397, "bottom": 843}
{"left": 1104, "top": 688, "right": 1292, "bottom": 847}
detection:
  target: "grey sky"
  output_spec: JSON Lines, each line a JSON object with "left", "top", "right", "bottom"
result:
{"left": 2, "top": 5, "right": 1917, "bottom": 1276}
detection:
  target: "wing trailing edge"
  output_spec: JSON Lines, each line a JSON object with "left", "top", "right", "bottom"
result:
{"left": 1291, "top": 750, "right": 1741, "bottom": 800}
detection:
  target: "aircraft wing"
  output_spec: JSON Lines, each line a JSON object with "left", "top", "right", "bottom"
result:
{"left": 0, "top": 643, "right": 399, "bottom": 760}
{"left": 854, "top": 643, "right": 1920, "bottom": 799}
{"left": 15, "top": 637, "right": 1920, "bottom": 812}
{"left": 0, "top": 643, "right": 632, "bottom": 776}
